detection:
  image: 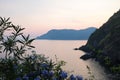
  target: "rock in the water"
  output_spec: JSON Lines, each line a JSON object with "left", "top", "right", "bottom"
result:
{"left": 74, "top": 48, "right": 79, "bottom": 50}
{"left": 80, "top": 54, "right": 92, "bottom": 60}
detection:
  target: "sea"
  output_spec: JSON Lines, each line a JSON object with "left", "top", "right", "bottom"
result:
{"left": 32, "top": 40, "right": 108, "bottom": 80}
{"left": 0, "top": 40, "right": 109, "bottom": 80}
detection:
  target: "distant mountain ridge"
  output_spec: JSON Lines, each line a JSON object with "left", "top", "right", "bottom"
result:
{"left": 37, "top": 27, "right": 96, "bottom": 40}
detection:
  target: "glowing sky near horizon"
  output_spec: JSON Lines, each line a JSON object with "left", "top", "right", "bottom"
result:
{"left": 0, "top": 0, "right": 120, "bottom": 37}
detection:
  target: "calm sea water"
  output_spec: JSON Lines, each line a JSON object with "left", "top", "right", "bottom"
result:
{"left": 32, "top": 40, "right": 108, "bottom": 80}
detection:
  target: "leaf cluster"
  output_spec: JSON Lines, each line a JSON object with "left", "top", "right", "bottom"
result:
{"left": 0, "top": 17, "right": 35, "bottom": 60}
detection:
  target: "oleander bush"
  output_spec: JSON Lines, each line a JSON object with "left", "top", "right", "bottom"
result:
{"left": 0, "top": 17, "right": 83, "bottom": 80}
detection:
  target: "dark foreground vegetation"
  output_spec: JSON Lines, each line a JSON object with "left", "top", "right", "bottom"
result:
{"left": 0, "top": 17, "right": 98, "bottom": 80}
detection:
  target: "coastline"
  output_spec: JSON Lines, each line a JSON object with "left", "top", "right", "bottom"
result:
{"left": 75, "top": 46, "right": 120, "bottom": 80}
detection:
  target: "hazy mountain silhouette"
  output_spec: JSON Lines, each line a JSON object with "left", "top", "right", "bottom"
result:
{"left": 37, "top": 27, "right": 96, "bottom": 40}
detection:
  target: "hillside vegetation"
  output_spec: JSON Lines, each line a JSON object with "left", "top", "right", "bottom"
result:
{"left": 79, "top": 10, "right": 120, "bottom": 76}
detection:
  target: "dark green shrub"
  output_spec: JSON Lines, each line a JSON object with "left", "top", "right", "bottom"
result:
{"left": 0, "top": 17, "right": 84, "bottom": 80}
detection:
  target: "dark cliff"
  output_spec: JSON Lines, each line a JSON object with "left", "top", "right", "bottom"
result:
{"left": 79, "top": 10, "right": 120, "bottom": 74}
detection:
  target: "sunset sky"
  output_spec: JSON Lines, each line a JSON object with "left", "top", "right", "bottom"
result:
{"left": 0, "top": 0, "right": 120, "bottom": 37}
